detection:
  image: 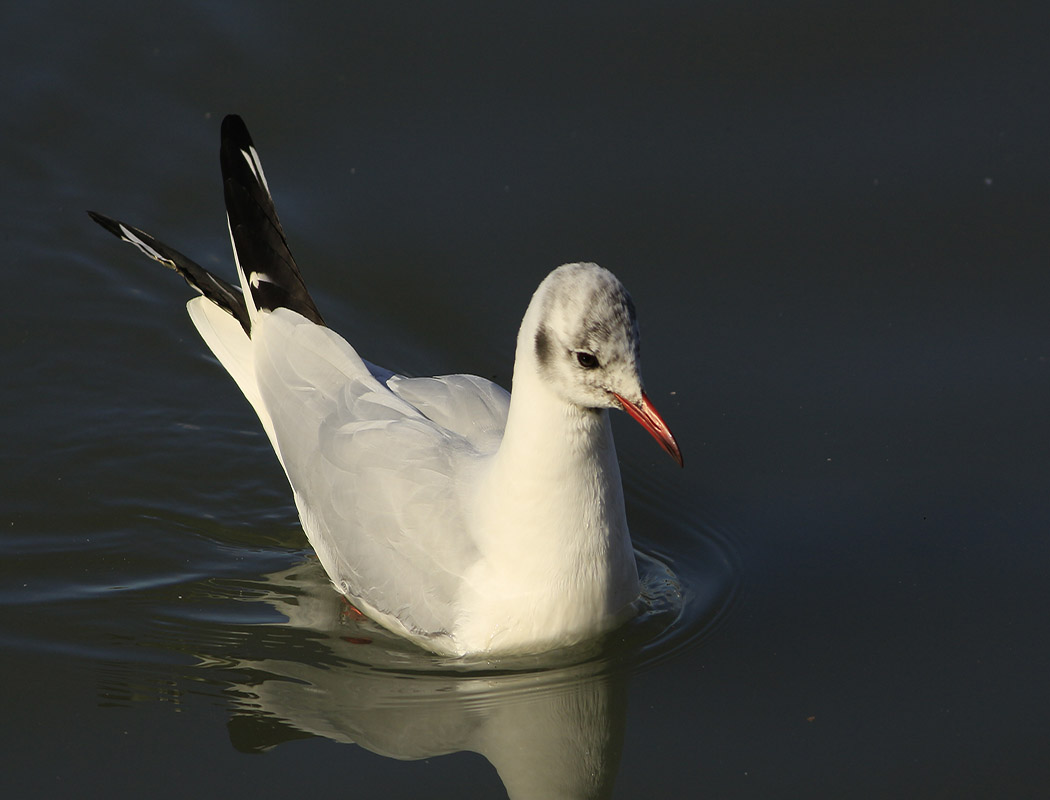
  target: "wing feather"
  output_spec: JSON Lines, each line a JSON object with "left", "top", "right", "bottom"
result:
{"left": 252, "top": 309, "right": 481, "bottom": 637}
{"left": 386, "top": 374, "right": 510, "bottom": 451}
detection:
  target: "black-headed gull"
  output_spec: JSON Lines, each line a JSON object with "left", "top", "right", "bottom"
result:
{"left": 89, "top": 115, "right": 682, "bottom": 657}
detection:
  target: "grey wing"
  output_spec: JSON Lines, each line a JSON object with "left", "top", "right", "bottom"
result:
{"left": 386, "top": 373, "right": 510, "bottom": 453}
{"left": 252, "top": 310, "right": 480, "bottom": 638}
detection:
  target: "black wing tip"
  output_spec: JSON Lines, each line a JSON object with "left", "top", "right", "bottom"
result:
{"left": 87, "top": 210, "right": 165, "bottom": 258}
{"left": 221, "top": 114, "right": 250, "bottom": 142}
{"left": 88, "top": 208, "right": 253, "bottom": 335}
{"left": 87, "top": 211, "right": 165, "bottom": 262}
{"left": 95, "top": 115, "right": 322, "bottom": 334}
{"left": 87, "top": 209, "right": 121, "bottom": 236}
{"left": 221, "top": 115, "right": 256, "bottom": 165}
{"left": 218, "top": 114, "right": 325, "bottom": 327}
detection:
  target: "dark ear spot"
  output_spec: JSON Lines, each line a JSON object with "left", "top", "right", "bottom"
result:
{"left": 534, "top": 325, "right": 553, "bottom": 368}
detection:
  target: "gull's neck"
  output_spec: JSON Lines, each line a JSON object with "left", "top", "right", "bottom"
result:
{"left": 459, "top": 310, "right": 640, "bottom": 652}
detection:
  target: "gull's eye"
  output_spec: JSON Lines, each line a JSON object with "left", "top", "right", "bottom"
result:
{"left": 575, "top": 350, "right": 599, "bottom": 369}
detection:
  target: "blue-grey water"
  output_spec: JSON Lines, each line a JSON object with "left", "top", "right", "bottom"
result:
{"left": 2, "top": 2, "right": 1048, "bottom": 797}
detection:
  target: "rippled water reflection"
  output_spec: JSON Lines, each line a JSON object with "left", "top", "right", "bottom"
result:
{"left": 1, "top": 463, "right": 739, "bottom": 798}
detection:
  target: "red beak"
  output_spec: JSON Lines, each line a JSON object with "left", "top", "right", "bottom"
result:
{"left": 611, "top": 390, "right": 683, "bottom": 467}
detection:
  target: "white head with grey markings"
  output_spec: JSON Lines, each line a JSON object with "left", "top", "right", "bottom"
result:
{"left": 515, "top": 262, "right": 681, "bottom": 464}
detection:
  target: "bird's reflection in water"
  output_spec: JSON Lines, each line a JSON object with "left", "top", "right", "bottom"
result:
{"left": 92, "top": 530, "right": 718, "bottom": 798}
{"left": 222, "top": 559, "right": 630, "bottom": 800}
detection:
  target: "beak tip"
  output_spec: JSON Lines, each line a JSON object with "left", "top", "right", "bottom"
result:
{"left": 613, "top": 390, "right": 684, "bottom": 469}
{"left": 663, "top": 437, "right": 684, "bottom": 468}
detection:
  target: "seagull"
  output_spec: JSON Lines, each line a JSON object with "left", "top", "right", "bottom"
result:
{"left": 89, "top": 115, "right": 682, "bottom": 657}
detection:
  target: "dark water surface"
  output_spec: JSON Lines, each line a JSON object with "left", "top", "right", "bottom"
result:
{"left": 3, "top": 2, "right": 1048, "bottom": 797}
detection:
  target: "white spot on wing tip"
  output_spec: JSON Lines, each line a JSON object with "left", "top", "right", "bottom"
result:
{"left": 240, "top": 146, "right": 271, "bottom": 195}
{"left": 118, "top": 224, "right": 170, "bottom": 266}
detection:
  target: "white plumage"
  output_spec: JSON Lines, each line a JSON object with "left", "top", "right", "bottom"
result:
{"left": 90, "top": 115, "right": 681, "bottom": 657}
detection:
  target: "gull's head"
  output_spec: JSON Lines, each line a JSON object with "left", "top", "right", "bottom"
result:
{"left": 524, "top": 263, "right": 682, "bottom": 466}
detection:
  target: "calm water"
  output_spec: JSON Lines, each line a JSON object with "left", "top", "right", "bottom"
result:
{"left": 3, "top": 2, "right": 1049, "bottom": 797}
